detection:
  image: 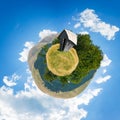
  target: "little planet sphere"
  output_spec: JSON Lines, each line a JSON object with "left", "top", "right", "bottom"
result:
{"left": 28, "top": 30, "right": 103, "bottom": 99}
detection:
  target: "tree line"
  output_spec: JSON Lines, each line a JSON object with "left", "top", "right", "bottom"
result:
{"left": 39, "top": 34, "right": 103, "bottom": 84}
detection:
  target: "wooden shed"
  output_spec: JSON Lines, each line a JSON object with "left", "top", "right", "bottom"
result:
{"left": 58, "top": 29, "right": 77, "bottom": 51}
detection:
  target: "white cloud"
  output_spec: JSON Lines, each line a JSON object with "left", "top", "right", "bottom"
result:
{"left": 101, "top": 54, "right": 112, "bottom": 67}
{"left": 39, "top": 29, "right": 57, "bottom": 39}
{"left": 79, "top": 31, "right": 89, "bottom": 35}
{"left": 74, "top": 22, "right": 81, "bottom": 28}
{"left": 74, "top": 8, "right": 119, "bottom": 40}
{"left": 96, "top": 75, "right": 111, "bottom": 84}
{"left": 102, "top": 69, "right": 107, "bottom": 74}
{"left": 0, "top": 99, "right": 18, "bottom": 120}
{"left": 19, "top": 41, "right": 35, "bottom": 62}
{"left": 64, "top": 88, "right": 102, "bottom": 107}
{"left": 3, "top": 73, "right": 21, "bottom": 87}
{"left": 0, "top": 86, "right": 100, "bottom": 120}
{"left": 0, "top": 85, "right": 14, "bottom": 95}
{"left": 79, "top": 109, "right": 88, "bottom": 120}
{"left": 0, "top": 68, "right": 103, "bottom": 120}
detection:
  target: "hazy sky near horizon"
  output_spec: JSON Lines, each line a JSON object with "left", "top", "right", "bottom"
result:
{"left": 0, "top": 0, "right": 120, "bottom": 120}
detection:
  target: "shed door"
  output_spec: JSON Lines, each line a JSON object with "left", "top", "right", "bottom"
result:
{"left": 62, "top": 38, "right": 66, "bottom": 49}
{"left": 60, "top": 38, "right": 67, "bottom": 51}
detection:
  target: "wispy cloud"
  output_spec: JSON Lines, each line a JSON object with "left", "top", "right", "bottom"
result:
{"left": 96, "top": 75, "right": 111, "bottom": 84}
{"left": 102, "top": 69, "right": 107, "bottom": 74}
{"left": 79, "top": 31, "right": 89, "bottom": 35}
{"left": 73, "top": 8, "right": 119, "bottom": 40}
{"left": 3, "top": 73, "right": 21, "bottom": 87}
{"left": 0, "top": 85, "right": 14, "bottom": 95}
{"left": 101, "top": 54, "right": 112, "bottom": 67}
{"left": 19, "top": 41, "right": 35, "bottom": 62}
{"left": 74, "top": 22, "right": 81, "bottom": 28}
{"left": 39, "top": 29, "right": 57, "bottom": 39}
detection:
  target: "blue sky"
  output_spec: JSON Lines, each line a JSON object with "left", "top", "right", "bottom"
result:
{"left": 0, "top": 0, "right": 120, "bottom": 120}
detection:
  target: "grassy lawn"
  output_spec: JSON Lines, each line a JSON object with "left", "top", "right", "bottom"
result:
{"left": 46, "top": 44, "right": 79, "bottom": 76}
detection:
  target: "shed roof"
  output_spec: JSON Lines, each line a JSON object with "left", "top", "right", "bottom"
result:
{"left": 64, "top": 29, "right": 77, "bottom": 45}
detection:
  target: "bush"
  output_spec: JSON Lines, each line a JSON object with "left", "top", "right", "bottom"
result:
{"left": 39, "top": 34, "right": 103, "bottom": 84}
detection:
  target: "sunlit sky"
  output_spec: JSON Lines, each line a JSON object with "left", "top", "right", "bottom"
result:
{"left": 0, "top": 0, "right": 120, "bottom": 120}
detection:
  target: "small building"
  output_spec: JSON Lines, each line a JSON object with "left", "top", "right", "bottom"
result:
{"left": 58, "top": 29, "right": 77, "bottom": 51}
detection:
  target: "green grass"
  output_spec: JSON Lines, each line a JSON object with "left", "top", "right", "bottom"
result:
{"left": 46, "top": 44, "right": 79, "bottom": 76}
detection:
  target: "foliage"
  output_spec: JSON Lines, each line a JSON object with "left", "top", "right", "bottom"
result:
{"left": 52, "top": 38, "right": 59, "bottom": 45}
{"left": 38, "top": 44, "right": 50, "bottom": 63}
{"left": 44, "top": 67, "right": 57, "bottom": 82}
{"left": 39, "top": 34, "right": 103, "bottom": 84}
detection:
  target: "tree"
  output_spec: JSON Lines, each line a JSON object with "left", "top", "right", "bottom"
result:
{"left": 39, "top": 34, "right": 103, "bottom": 84}
{"left": 44, "top": 68, "right": 57, "bottom": 82}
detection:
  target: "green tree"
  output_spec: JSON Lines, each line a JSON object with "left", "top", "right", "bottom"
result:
{"left": 40, "top": 34, "right": 103, "bottom": 84}
{"left": 52, "top": 38, "right": 59, "bottom": 45}
{"left": 44, "top": 68, "right": 57, "bottom": 82}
